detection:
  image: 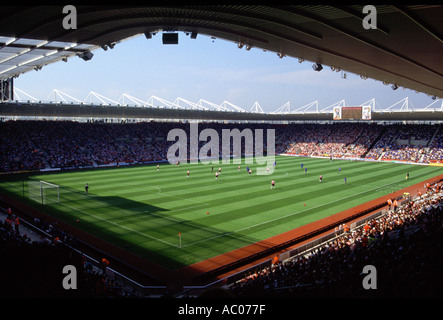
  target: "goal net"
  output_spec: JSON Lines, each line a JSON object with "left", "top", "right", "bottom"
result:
{"left": 28, "top": 180, "right": 60, "bottom": 205}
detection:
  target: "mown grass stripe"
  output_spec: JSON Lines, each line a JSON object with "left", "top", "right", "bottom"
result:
{"left": 1, "top": 156, "right": 441, "bottom": 269}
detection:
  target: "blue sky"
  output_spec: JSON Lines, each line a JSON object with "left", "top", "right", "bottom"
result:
{"left": 15, "top": 32, "right": 436, "bottom": 113}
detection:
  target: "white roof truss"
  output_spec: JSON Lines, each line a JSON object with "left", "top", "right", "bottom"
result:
{"left": 250, "top": 101, "right": 264, "bottom": 113}
{"left": 292, "top": 100, "right": 319, "bottom": 113}
{"left": 272, "top": 101, "right": 291, "bottom": 114}
{"left": 83, "top": 91, "right": 119, "bottom": 105}
{"left": 117, "top": 93, "right": 150, "bottom": 107}
{"left": 173, "top": 97, "right": 209, "bottom": 111}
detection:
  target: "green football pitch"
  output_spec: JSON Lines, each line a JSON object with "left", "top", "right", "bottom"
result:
{"left": 1, "top": 156, "right": 441, "bottom": 270}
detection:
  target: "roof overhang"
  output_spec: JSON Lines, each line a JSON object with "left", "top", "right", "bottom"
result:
{"left": 0, "top": 5, "right": 442, "bottom": 98}
{"left": 1, "top": 101, "right": 442, "bottom": 122}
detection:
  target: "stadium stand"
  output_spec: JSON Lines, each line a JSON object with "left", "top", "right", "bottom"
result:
{"left": 226, "top": 184, "right": 443, "bottom": 298}
{"left": 1, "top": 120, "right": 442, "bottom": 173}
{"left": 1, "top": 119, "right": 442, "bottom": 298}
{"left": 420, "top": 127, "right": 443, "bottom": 164}
{"left": 0, "top": 206, "right": 134, "bottom": 297}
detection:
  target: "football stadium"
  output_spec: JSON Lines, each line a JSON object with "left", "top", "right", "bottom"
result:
{"left": 0, "top": 6, "right": 442, "bottom": 305}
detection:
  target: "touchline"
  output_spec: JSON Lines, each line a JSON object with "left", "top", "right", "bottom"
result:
{"left": 167, "top": 122, "right": 275, "bottom": 175}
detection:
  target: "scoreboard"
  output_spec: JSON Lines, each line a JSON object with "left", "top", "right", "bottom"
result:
{"left": 333, "top": 106, "right": 372, "bottom": 120}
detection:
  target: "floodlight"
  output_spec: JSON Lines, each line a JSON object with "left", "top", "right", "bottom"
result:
{"left": 78, "top": 51, "right": 93, "bottom": 61}
{"left": 312, "top": 63, "right": 323, "bottom": 71}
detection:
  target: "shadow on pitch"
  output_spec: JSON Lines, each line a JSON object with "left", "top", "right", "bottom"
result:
{"left": 56, "top": 185, "right": 274, "bottom": 270}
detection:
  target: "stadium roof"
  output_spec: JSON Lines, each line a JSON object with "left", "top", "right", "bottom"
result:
{"left": 0, "top": 5, "right": 442, "bottom": 100}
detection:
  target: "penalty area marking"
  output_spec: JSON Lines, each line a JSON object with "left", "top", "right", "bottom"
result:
{"left": 59, "top": 202, "right": 177, "bottom": 247}
{"left": 79, "top": 184, "right": 210, "bottom": 227}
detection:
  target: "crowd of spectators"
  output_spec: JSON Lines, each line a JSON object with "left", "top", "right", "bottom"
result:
{"left": 0, "top": 120, "right": 442, "bottom": 173}
{"left": 1, "top": 119, "right": 442, "bottom": 298}
{"left": 23, "top": 121, "right": 94, "bottom": 168}
{"left": 364, "top": 125, "right": 397, "bottom": 160}
{"left": 0, "top": 207, "right": 130, "bottom": 297}
{"left": 278, "top": 122, "right": 441, "bottom": 164}
{"left": 277, "top": 123, "right": 385, "bottom": 159}
{"left": 227, "top": 184, "right": 443, "bottom": 298}
{"left": 0, "top": 120, "right": 172, "bottom": 171}
{"left": 377, "top": 124, "right": 436, "bottom": 163}
{"left": 420, "top": 127, "right": 443, "bottom": 164}
{"left": 396, "top": 124, "right": 435, "bottom": 141}
{"left": 381, "top": 145, "right": 425, "bottom": 162}
{"left": 0, "top": 120, "right": 46, "bottom": 172}
{"left": 309, "top": 124, "right": 367, "bottom": 158}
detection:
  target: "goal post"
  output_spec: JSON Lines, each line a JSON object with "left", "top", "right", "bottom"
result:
{"left": 28, "top": 180, "right": 60, "bottom": 205}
